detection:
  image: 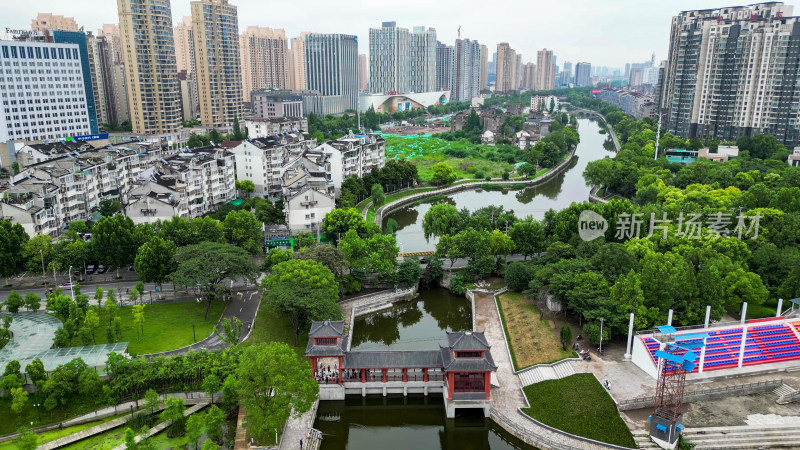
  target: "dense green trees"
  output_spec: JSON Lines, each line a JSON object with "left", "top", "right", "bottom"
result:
{"left": 170, "top": 242, "right": 258, "bottom": 319}
{"left": 223, "top": 210, "right": 263, "bottom": 254}
{"left": 262, "top": 260, "right": 342, "bottom": 345}
{"left": 92, "top": 215, "right": 137, "bottom": 278}
{"left": 134, "top": 236, "right": 176, "bottom": 292}
{"left": 0, "top": 220, "right": 29, "bottom": 285}
{"left": 235, "top": 343, "right": 318, "bottom": 441}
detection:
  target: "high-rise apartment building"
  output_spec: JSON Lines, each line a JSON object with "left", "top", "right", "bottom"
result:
{"left": 409, "top": 26, "right": 437, "bottom": 93}
{"left": 240, "top": 27, "right": 289, "bottom": 103}
{"left": 575, "top": 62, "right": 592, "bottom": 87}
{"left": 0, "top": 41, "right": 92, "bottom": 142}
{"left": 521, "top": 63, "right": 536, "bottom": 90}
{"left": 117, "top": 0, "right": 182, "bottom": 135}
{"left": 358, "top": 54, "right": 368, "bottom": 91}
{"left": 480, "top": 44, "right": 488, "bottom": 92}
{"left": 86, "top": 34, "right": 112, "bottom": 126}
{"left": 288, "top": 33, "right": 310, "bottom": 90}
{"left": 52, "top": 31, "right": 99, "bottom": 134}
{"left": 453, "top": 38, "right": 482, "bottom": 102}
{"left": 558, "top": 61, "right": 573, "bottom": 86}
{"left": 535, "top": 49, "right": 555, "bottom": 91}
{"left": 191, "top": 0, "right": 243, "bottom": 130}
{"left": 98, "top": 24, "right": 129, "bottom": 124}
{"left": 305, "top": 33, "right": 359, "bottom": 113}
{"left": 495, "top": 43, "right": 518, "bottom": 92}
{"left": 174, "top": 16, "right": 193, "bottom": 73}
{"left": 435, "top": 41, "right": 455, "bottom": 91}
{"left": 369, "top": 22, "right": 437, "bottom": 94}
{"left": 31, "top": 13, "right": 79, "bottom": 33}
{"left": 369, "top": 22, "right": 410, "bottom": 94}
{"left": 660, "top": 3, "right": 800, "bottom": 144}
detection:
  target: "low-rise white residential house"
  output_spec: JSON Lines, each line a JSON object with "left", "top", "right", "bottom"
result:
{"left": 281, "top": 152, "right": 334, "bottom": 199}
{"left": 0, "top": 178, "right": 63, "bottom": 237}
{"left": 530, "top": 95, "right": 560, "bottom": 113}
{"left": 789, "top": 148, "right": 800, "bottom": 167}
{"left": 229, "top": 133, "right": 315, "bottom": 197}
{"left": 123, "top": 176, "right": 190, "bottom": 224}
{"left": 514, "top": 130, "right": 536, "bottom": 150}
{"left": 244, "top": 118, "right": 308, "bottom": 139}
{"left": 16, "top": 141, "right": 94, "bottom": 169}
{"left": 317, "top": 132, "right": 386, "bottom": 195}
{"left": 481, "top": 130, "right": 496, "bottom": 146}
{"left": 159, "top": 146, "right": 237, "bottom": 218}
{"left": 284, "top": 184, "right": 336, "bottom": 236}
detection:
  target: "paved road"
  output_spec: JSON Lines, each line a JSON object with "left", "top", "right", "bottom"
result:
{"left": 147, "top": 289, "right": 261, "bottom": 357}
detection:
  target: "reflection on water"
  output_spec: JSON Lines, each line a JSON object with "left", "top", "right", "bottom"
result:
{"left": 314, "top": 396, "right": 536, "bottom": 450}
{"left": 386, "top": 119, "right": 614, "bottom": 253}
{"left": 351, "top": 288, "right": 472, "bottom": 351}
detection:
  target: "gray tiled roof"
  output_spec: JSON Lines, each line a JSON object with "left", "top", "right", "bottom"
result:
{"left": 343, "top": 350, "right": 443, "bottom": 369}
{"left": 440, "top": 344, "right": 497, "bottom": 372}
{"left": 304, "top": 337, "right": 348, "bottom": 357}
{"left": 447, "top": 331, "right": 491, "bottom": 351}
{"left": 308, "top": 320, "right": 344, "bottom": 338}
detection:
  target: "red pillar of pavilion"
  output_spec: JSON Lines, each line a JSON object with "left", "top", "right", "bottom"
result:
{"left": 484, "top": 372, "right": 491, "bottom": 399}
{"left": 447, "top": 372, "right": 454, "bottom": 400}
{"left": 423, "top": 368, "right": 428, "bottom": 382}
{"left": 361, "top": 369, "right": 366, "bottom": 383}
{"left": 402, "top": 368, "right": 408, "bottom": 382}
{"left": 382, "top": 369, "right": 387, "bottom": 383}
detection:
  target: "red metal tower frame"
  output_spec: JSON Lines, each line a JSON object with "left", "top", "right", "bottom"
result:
{"left": 652, "top": 347, "right": 688, "bottom": 421}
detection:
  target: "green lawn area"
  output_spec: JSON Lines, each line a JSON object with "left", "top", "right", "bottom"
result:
{"left": 0, "top": 396, "right": 110, "bottom": 436}
{"left": 59, "top": 423, "right": 128, "bottom": 450}
{"left": 248, "top": 300, "right": 308, "bottom": 357}
{"left": 66, "top": 300, "right": 225, "bottom": 355}
{"left": 522, "top": 374, "right": 636, "bottom": 448}
{"left": 0, "top": 413, "right": 129, "bottom": 450}
{"left": 496, "top": 292, "right": 574, "bottom": 370}
{"left": 384, "top": 135, "right": 516, "bottom": 181}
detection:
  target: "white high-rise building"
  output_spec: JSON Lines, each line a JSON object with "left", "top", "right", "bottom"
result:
{"left": 369, "top": 22, "right": 437, "bottom": 94}
{"left": 435, "top": 41, "right": 455, "bottom": 91}
{"left": 0, "top": 41, "right": 92, "bottom": 142}
{"left": 240, "top": 26, "right": 289, "bottom": 102}
{"left": 369, "top": 21, "right": 410, "bottom": 94}
{"left": 452, "top": 38, "right": 482, "bottom": 102}
{"left": 575, "top": 62, "right": 592, "bottom": 87}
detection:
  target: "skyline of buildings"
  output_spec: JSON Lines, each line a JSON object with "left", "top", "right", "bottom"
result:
{"left": 0, "top": 3, "right": 736, "bottom": 147}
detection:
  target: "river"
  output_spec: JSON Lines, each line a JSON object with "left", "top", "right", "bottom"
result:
{"left": 384, "top": 118, "right": 614, "bottom": 253}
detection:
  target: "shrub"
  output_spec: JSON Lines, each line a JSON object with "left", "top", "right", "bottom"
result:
{"left": 449, "top": 272, "right": 468, "bottom": 295}
{"left": 505, "top": 262, "right": 536, "bottom": 291}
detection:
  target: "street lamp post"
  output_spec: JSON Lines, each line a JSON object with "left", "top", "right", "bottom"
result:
{"left": 68, "top": 266, "right": 75, "bottom": 301}
{"left": 34, "top": 403, "right": 41, "bottom": 421}
{"left": 40, "top": 250, "right": 47, "bottom": 291}
{"left": 599, "top": 317, "right": 605, "bottom": 354}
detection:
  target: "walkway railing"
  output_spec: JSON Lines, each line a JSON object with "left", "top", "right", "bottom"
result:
{"left": 616, "top": 379, "right": 783, "bottom": 411}
{"left": 374, "top": 145, "right": 578, "bottom": 225}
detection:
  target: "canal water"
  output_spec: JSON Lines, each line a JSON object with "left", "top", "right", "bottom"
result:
{"left": 385, "top": 118, "right": 615, "bottom": 253}
{"left": 350, "top": 288, "right": 471, "bottom": 351}
{"left": 314, "top": 396, "right": 533, "bottom": 450}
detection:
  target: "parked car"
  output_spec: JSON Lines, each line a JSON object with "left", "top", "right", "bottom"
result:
{"left": 97, "top": 265, "right": 108, "bottom": 274}
{"left": 59, "top": 282, "right": 74, "bottom": 289}
{"left": 86, "top": 264, "right": 96, "bottom": 274}
{"left": 128, "top": 265, "right": 135, "bottom": 271}
{"left": 418, "top": 257, "right": 428, "bottom": 265}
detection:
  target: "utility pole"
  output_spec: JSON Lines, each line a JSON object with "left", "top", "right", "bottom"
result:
{"left": 654, "top": 113, "right": 666, "bottom": 160}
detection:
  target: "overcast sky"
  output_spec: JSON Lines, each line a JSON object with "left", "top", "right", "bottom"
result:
{"left": 4, "top": 0, "right": 759, "bottom": 68}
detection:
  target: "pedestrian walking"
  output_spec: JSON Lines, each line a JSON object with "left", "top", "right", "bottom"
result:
{"left": 300, "top": 439, "right": 303, "bottom": 448}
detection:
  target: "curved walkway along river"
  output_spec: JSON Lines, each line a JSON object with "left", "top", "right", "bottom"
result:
{"left": 382, "top": 118, "right": 616, "bottom": 253}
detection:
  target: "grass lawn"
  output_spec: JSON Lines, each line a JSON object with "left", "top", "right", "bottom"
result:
{"left": 496, "top": 292, "right": 574, "bottom": 370}
{"left": 59, "top": 424, "right": 128, "bottom": 450}
{"left": 248, "top": 300, "right": 308, "bottom": 357}
{"left": 522, "top": 374, "right": 636, "bottom": 448}
{"left": 0, "top": 412, "right": 129, "bottom": 450}
{"left": 384, "top": 135, "right": 516, "bottom": 181}
{"left": 0, "top": 396, "right": 110, "bottom": 436}
{"left": 67, "top": 300, "right": 225, "bottom": 355}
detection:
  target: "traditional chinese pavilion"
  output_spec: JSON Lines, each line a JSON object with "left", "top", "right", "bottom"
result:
{"left": 305, "top": 320, "right": 497, "bottom": 417}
